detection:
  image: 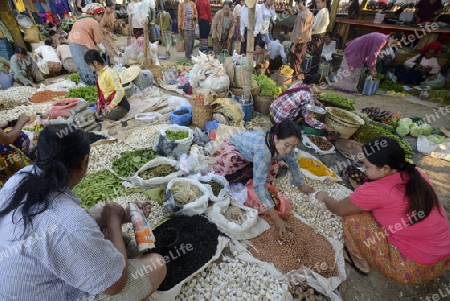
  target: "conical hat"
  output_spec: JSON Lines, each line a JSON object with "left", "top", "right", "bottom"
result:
{"left": 121, "top": 65, "right": 141, "bottom": 85}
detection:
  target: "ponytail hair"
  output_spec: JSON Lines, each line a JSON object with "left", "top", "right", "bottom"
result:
{"left": 0, "top": 124, "right": 90, "bottom": 239}
{"left": 363, "top": 137, "right": 441, "bottom": 224}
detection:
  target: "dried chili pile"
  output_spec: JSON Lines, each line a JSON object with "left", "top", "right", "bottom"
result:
{"left": 147, "top": 215, "right": 224, "bottom": 291}
{"left": 29, "top": 90, "right": 67, "bottom": 103}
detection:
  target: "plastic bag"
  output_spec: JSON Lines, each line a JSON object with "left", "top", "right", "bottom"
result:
{"left": 167, "top": 96, "right": 191, "bottom": 108}
{"left": 302, "top": 134, "right": 335, "bottom": 155}
{"left": 245, "top": 180, "right": 292, "bottom": 219}
{"left": 124, "top": 82, "right": 143, "bottom": 99}
{"left": 423, "top": 74, "right": 445, "bottom": 89}
{"left": 126, "top": 157, "right": 182, "bottom": 189}
{"left": 164, "top": 177, "right": 210, "bottom": 216}
{"left": 204, "top": 140, "right": 220, "bottom": 156}
{"left": 179, "top": 145, "right": 209, "bottom": 175}
{"left": 226, "top": 182, "right": 248, "bottom": 205}
{"left": 134, "top": 70, "right": 155, "bottom": 90}
{"left": 16, "top": 15, "right": 33, "bottom": 28}
{"left": 49, "top": 98, "right": 82, "bottom": 119}
{"left": 188, "top": 172, "right": 229, "bottom": 203}
{"left": 170, "top": 106, "right": 192, "bottom": 126}
{"left": 206, "top": 197, "right": 264, "bottom": 240}
{"left": 154, "top": 124, "right": 193, "bottom": 160}
{"left": 192, "top": 127, "right": 210, "bottom": 147}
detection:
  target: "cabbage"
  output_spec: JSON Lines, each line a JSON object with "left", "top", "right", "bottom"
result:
{"left": 409, "top": 124, "right": 423, "bottom": 137}
{"left": 396, "top": 124, "right": 409, "bottom": 136}
{"left": 427, "top": 134, "right": 446, "bottom": 144}
{"left": 420, "top": 123, "right": 433, "bottom": 136}
{"left": 399, "top": 118, "right": 413, "bottom": 127}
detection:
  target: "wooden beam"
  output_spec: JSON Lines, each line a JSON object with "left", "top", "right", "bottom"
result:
{"left": 244, "top": 4, "right": 255, "bottom": 99}
{"left": 0, "top": 0, "right": 26, "bottom": 48}
{"left": 329, "top": 0, "right": 340, "bottom": 32}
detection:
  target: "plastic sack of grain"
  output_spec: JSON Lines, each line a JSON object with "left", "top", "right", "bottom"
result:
{"left": 154, "top": 124, "right": 193, "bottom": 160}
{"left": 207, "top": 197, "right": 268, "bottom": 240}
{"left": 164, "top": 178, "right": 209, "bottom": 216}
{"left": 188, "top": 172, "right": 229, "bottom": 203}
{"left": 126, "top": 157, "right": 182, "bottom": 189}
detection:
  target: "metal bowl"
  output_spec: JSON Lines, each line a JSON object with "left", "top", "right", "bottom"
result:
{"left": 306, "top": 104, "right": 326, "bottom": 114}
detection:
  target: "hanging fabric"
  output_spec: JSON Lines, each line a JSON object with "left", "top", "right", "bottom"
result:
{"left": 60, "top": 0, "right": 71, "bottom": 13}
{"left": 16, "top": 0, "right": 26, "bottom": 12}
{"left": 35, "top": 0, "right": 45, "bottom": 13}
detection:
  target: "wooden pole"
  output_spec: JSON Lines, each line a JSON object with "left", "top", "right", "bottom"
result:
{"left": 143, "top": 20, "right": 150, "bottom": 67}
{"left": 329, "top": 0, "right": 340, "bottom": 32}
{"left": 244, "top": 4, "right": 256, "bottom": 99}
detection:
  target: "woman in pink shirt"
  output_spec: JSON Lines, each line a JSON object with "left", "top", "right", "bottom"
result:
{"left": 395, "top": 41, "right": 442, "bottom": 85}
{"left": 315, "top": 137, "right": 450, "bottom": 284}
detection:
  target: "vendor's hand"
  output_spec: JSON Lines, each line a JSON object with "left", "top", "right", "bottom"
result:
{"left": 16, "top": 114, "right": 30, "bottom": 128}
{"left": 101, "top": 202, "right": 126, "bottom": 226}
{"left": 315, "top": 190, "right": 329, "bottom": 202}
{"left": 274, "top": 216, "right": 287, "bottom": 240}
{"left": 299, "top": 184, "right": 315, "bottom": 194}
{"left": 103, "top": 106, "right": 112, "bottom": 115}
{"left": 123, "top": 201, "right": 152, "bottom": 224}
{"left": 30, "top": 82, "right": 37, "bottom": 88}
{"left": 370, "top": 69, "right": 377, "bottom": 78}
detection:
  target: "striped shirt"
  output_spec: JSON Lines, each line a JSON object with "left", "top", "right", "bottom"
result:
{"left": 230, "top": 131, "right": 303, "bottom": 211}
{"left": 0, "top": 166, "right": 125, "bottom": 301}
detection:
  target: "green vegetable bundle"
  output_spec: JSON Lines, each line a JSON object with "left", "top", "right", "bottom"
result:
{"left": 68, "top": 73, "right": 81, "bottom": 85}
{"left": 166, "top": 130, "right": 189, "bottom": 140}
{"left": 354, "top": 125, "right": 413, "bottom": 161}
{"left": 379, "top": 78, "right": 404, "bottom": 93}
{"left": 65, "top": 86, "right": 98, "bottom": 104}
{"left": 112, "top": 149, "right": 158, "bottom": 178}
{"left": 252, "top": 74, "right": 283, "bottom": 97}
{"left": 73, "top": 170, "right": 127, "bottom": 209}
{"left": 317, "top": 93, "right": 355, "bottom": 111}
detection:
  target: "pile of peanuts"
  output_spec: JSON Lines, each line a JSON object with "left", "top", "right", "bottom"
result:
{"left": 248, "top": 216, "right": 337, "bottom": 277}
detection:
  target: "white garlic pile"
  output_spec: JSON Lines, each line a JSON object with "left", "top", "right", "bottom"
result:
{"left": 88, "top": 141, "right": 134, "bottom": 174}
{"left": 0, "top": 86, "right": 37, "bottom": 110}
{"left": 112, "top": 193, "right": 169, "bottom": 237}
{"left": 273, "top": 172, "right": 349, "bottom": 242}
{"left": 0, "top": 103, "right": 52, "bottom": 121}
{"left": 175, "top": 256, "right": 285, "bottom": 301}
{"left": 124, "top": 123, "right": 169, "bottom": 149}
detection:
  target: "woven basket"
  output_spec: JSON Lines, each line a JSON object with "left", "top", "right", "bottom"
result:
{"left": 148, "top": 65, "right": 163, "bottom": 81}
{"left": 254, "top": 95, "right": 274, "bottom": 115}
{"left": 325, "top": 107, "right": 364, "bottom": 127}
{"left": 192, "top": 102, "right": 213, "bottom": 129}
{"left": 325, "top": 108, "right": 364, "bottom": 139}
{"left": 233, "top": 66, "right": 246, "bottom": 88}
{"left": 230, "top": 83, "right": 260, "bottom": 97}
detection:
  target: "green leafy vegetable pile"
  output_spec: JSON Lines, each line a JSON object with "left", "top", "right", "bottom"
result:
{"left": 317, "top": 93, "right": 355, "bottom": 111}
{"left": 379, "top": 78, "right": 404, "bottom": 93}
{"left": 354, "top": 125, "right": 413, "bottom": 162}
{"left": 252, "top": 74, "right": 283, "bottom": 97}
{"left": 166, "top": 130, "right": 189, "bottom": 140}
{"left": 68, "top": 73, "right": 81, "bottom": 85}
{"left": 65, "top": 86, "right": 98, "bottom": 104}
{"left": 73, "top": 170, "right": 127, "bottom": 209}
{"left": 112, "top": 149, "right": 158, "bottom": 178}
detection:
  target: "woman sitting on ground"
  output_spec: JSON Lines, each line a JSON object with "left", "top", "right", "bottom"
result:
{"left": 213, "top": 119, "right": 315, "bottom": 240}
{"left": 0, "top": 124, "right": 166, "bottom": 299}
{"left": 0, "top": 114, "right": 32, "bottom": 187}
{"left": 394, "top": 41, "right": 442, "bottom": 85}
{"left": 315, "top": 137, "right": 450, "bottom": 283}
{"left": 84, "top": 49, "right": 130, "bottom": 121}
{"left": 9, "top": 46, "right": 45, "bottom": 88}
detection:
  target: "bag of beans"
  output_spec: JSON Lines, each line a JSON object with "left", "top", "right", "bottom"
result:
{"left": 188, "top": 172, "right": 229, "bottom": 203}
{"left": 245, "top": 180, "right": 292, "bottom": 219}
{"left": 207, "top": 197, "right": 268, "bottom": 240}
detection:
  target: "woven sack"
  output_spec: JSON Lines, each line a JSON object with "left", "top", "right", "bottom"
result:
{"left": 233, "top": 65, "right": 245, "bottom": 88}
{"left": 23, "top": 27, "right": 40, "bottom": 44}
{"left": 192, "top": 91, "right": 215, "bottom": 129}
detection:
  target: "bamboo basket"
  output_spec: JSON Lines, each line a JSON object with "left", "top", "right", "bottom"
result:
{"left": 325, "top": 107, "right": 364, "bottom": 139}
{"left": 230, "top": 83, "right": 260, "bottom": 97}
{"left": 254, "top": 94, "right": 274, "bottom": 115}
{"left": 191, "top": 102, "right": 213, "bottom": 129}
{"left": 147, "top": 65, "right": 163, "bottom": 82}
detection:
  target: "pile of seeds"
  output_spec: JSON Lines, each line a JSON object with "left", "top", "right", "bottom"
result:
{"left": 139, "top": 164, "right": 177, "bottom": 180}
{"left": 0, "top": 86, "right": 36, "bottom": 110}
{"left": 176, "top": 256, "right": 285, "bottom": 301}
{"left": 148, "top": 215, "right": 224, "bottom": 291}
{"left": 307, "top": 135, "right": 333, "bottom": 151}
{"left": 273, "top": 171, "right": 348, "bottom": 241}
{"left": 201, "top": 179, "right": 224, "bottom": 197}
{"left": 29, "top": 90, "right": 67, "bottom": 103}
{"left": 88, "top": 142, "right": 133, "bottom": 174}
{"left": 124, "top": 123, "right": 168, "bottom": 149}
{"left": 224, "top": 206, "right": 247, "bottom": 225}
{"left": 248, "top": 216, "right": 337, "bottom": 277}
{"left": 0, "top": 103, "right": 52, "bottom": 121}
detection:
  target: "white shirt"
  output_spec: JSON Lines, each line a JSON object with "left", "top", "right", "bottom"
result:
{"left": 240, "top": 5, "right": 249, "bottom": 36}
{"left": 321, "top": 40, "right": 336, "bottom": 61}
{"left": 312, "top": 7, "right": 329, "bottom": 34}
{"left": 127, "top": 2, "right": 144, "bottom": 28}
{"left": 269, "top": 40, "right": 286, "bottom": 64}
{"left": 57, "top": 45, "right": 72, "bottom": 62}
{"left": 255, "top": 3, "right": 276, "bottom": 36}
{"left": 378, "top": 46, "right": 396, "bottom": 60}
{"left": 35, "top": 45, "right": 61, "bottom": 63}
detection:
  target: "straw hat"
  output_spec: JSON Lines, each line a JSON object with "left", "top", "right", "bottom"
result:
{"left": 121, "top": 65, "right": 141, "bottom": 85}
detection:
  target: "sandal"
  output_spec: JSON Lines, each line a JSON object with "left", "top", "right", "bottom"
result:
{"left": 343, "top": 246, "right": 370, "bottom": 276}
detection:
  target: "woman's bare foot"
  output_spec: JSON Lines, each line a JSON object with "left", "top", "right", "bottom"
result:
{"left": 343, "top": 247, "right": 371, "bottom": 275}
